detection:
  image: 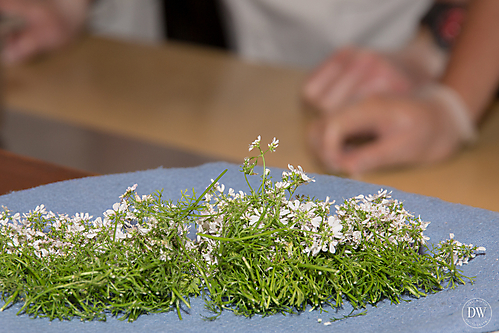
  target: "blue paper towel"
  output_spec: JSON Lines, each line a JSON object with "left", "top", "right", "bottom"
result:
{"left": 0, "top": 162, "right": 497, "bottom": 332}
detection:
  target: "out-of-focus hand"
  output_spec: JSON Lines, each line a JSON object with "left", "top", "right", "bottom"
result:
{"left": 303, "top": 47, "right": 420, "bottom": 115}
{"left": 308, "top": 85, "right": 476, "bottom": 176}
{"left": 0, "top": 0, "right": 91, "bottom": 65}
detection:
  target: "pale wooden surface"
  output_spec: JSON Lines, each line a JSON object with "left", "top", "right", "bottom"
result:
{"left": 4, "top": 36, "right": 499, "bottom": 211}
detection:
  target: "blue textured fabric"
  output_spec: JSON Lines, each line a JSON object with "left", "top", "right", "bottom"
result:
{"left": 0, "top": 162, "right": 497, "bottom": 332}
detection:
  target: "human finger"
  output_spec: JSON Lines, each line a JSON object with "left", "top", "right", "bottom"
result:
{"left": 312, "top": 97, "right": 426, "bottom": 175}
{"left": 316, "top": 49, "right": 380, "bottom": 112}
{"left": 302, "top": 47, "right": 355, "bottom": 107}
{"left": 309, "top": 100, "right": 384, "bottom": 173}
{"left": 2, "top": 30, "right": 39, "bottom": 64}
{"left": 355, "top": 56, "right": 413, "bottom": 98}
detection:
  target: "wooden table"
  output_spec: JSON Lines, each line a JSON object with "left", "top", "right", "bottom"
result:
{"left": 4, "top": 35, "right": 499, "bottom": 211}
{"left": 0, "top": 149, "right": 94, "bottom": 195}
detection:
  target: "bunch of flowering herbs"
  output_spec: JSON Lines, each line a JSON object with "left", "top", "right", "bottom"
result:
{"left": 0, "top": 136, "right": 486, "bottom": 322}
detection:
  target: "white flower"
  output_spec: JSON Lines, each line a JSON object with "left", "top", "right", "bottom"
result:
{"left": 85, "top": 231, "right": 99, "bottom": 239}
{"left": 327, "top": 216, "right": 343, "bottom": 236}
{"left": 287, "top": 164, "right": 314, "bottom": 183}
{"left": 249, "top": 215, "right": 260, "bottom": 226}
{"left": 311, "top": 216, "right": 322, "bottom": 228}
{"left": 136, "top": 194, "right": 153, "bottom": 202}
{"left": 34, "top": 204, "right": 47, "bottom": 214}
{"left": 209, "top": 220, "right": 221, "bottom": 233}
{"left": 105, "top": 202, "right": 127, "bottom": 218}
{"left": 114, "top": 227, "right": 129, "bottom": 240}
{"left": 329, "top": 242, "right": 337, "bottom": 254}
{"left": 311, "top": 243, "right": 321, "bottom": 256}
{"left": 137, "top": 225, "right": 151, "bottom": 235}
{"left": 275, "top": 181, "right": 291, "bottom": 190}
{"left": 288, "top": 200, "right": 300, "bottom": 211}
{"left": 204, "top": 193, "right": 213, "bottom": 201}
{"left": 268, "top": 137, "right": 279, "bottom": 152}
{"left": 249, "top": 135, "right": 261, "bottom": 151}
{"left": 120, "top": 184, "right": 138, "bottom": 199}
{"left": 70, "top": 222, "right": 85, "bottom": 233}
{"left": 280, "top": 209, "right": 291, "bottom": 216}
{"left": 216, "top": 183, "right": 225, "bottom": 193}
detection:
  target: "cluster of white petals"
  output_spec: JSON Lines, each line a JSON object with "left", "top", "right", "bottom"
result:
{"left": 268, "top": 137, "right": 279, "bottom": 152}
{"left": 436, "top": 233, "right": 486, "bottom": 266}
{"left": 194, "top": 160, "right": 484, "bottom": 269}
{"left": 0, "top": 136, "right": 485, "bottom": 274}
{"left": 330, "top": 190, "right": 431, "bottom": 251}
{"left": 0, "top": 189, "right": 194, "bottom": 262}
{"left": 1, "top": 177, "right": 484, "bottom": 272}
{"left": 248, "top": 135, "right": 261, "bottom": 152}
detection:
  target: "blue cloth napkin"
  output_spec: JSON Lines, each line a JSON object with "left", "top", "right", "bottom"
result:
{"left": 0, "top": 162, "right": 497, "bottom": 332}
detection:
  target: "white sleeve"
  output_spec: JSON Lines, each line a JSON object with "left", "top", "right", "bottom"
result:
{"left": 220, "top": 0, "right": 433, "bottom": 68}
{"left": 88, "top": 0, "right": 164, "bottom": 43}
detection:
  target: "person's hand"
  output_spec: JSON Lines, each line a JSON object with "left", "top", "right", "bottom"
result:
{"left": 0, "top": 0, "right": 91, "bottom": 65}
{"left": 308, "top": 84, "right": 476, "bottom": 176}
{"left": 303, "top": 47, "right": 420, "bottom": 115}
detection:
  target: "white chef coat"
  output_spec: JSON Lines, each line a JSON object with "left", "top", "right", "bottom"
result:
{"left": 220, "top": 0, "right": 433, "bottom": 68}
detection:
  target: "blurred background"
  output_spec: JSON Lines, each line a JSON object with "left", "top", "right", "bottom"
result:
{"left": 1, "top": 0, "right": 499, "bottom": 211}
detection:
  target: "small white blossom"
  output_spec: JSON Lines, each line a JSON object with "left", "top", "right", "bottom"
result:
{"left": 268, "top": 137, "right": 279, "bottom": 152}
{"left": 311, "top": 216, "right": 322, "bottom": 228}
{"left": 249, "top": 135, "right": 261, "bottom": 151}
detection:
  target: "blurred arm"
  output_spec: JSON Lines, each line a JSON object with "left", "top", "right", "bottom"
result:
{"left": 440, "top": 0, "right": 499, "bottom": 122}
